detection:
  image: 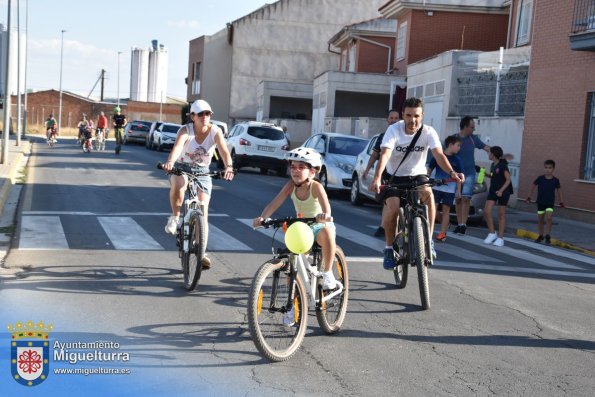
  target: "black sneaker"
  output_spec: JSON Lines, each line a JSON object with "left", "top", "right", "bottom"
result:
{"left": 545, "top": 235, "right": 551, "bottom": 245}
{"left": 374, "top": 226, "right": 385, "bottom": 237}
{"left": 459, "top": 225, "right": 467, "bottom": 235}
{"left": 534, "top": 235, "right": 544, "bottom": 243}
{"left": 453, "top": 225, "right": 462, "bottom": 234}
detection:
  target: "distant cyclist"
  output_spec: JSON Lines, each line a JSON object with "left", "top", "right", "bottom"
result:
{"left": 96, "top": 111, "right": 108, "bottom": 138}
{"left": 45, "top": 113, "right": 57, "bottom": 141}
{"left": 77, "top": 114, "right": 91, "bottom": 144}
{"left": 112, "top": 106, "right": 127, "bottom": 154}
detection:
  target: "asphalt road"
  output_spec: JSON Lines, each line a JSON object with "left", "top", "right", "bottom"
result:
{"left": 1, "top": 138, "right": 594, "bottom": 396}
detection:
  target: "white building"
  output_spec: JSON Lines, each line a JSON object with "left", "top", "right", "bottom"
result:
{"left": 0, "top": 23, "right": 26, "bottom": 98}
{"left": 130, "top": 40, "right": 168, "bottom": 103}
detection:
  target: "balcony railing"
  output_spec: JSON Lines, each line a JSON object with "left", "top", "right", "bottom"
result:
{"left": 571, "top": 0, "right": 595, "bottom": 34}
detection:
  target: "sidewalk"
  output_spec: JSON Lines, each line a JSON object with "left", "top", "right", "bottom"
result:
{"left": 0, "top": 136, "right": 31, "bottom": 218}
{"left": 504, "top": 207, "right": 595, "bottom": 256}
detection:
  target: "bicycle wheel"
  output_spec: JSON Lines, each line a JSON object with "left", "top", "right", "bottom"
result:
{"left": 247, "top": 259, "right": 308, "bottom": 362}
{"left": 315, "top": 246, "right": 349, "bottom": 334}
{"left": 413, "top": 216, "right": 430, "bottom": 310}
{"left": 393, "top": 207, "right": 409, "bottom": 289}
{"left": 182, "top": 211, "right": 205, "bottom": 291}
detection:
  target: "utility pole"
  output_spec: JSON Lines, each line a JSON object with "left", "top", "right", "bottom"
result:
{"left": 22, "top": 0, "right": 29, "bottom": 140}
{"left": 16, "top": 0, "right": 21, "bottom": 146}
{"left": 100, "top": 69, "right": 105, "bottom": 101}
{"left": 58, "top": 30, "right": 65, "bottom": 133}
{"left": 2, "top": 0, "right": 13, "bottom": 164}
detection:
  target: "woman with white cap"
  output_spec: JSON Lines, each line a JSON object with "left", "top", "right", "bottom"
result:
{"left": 162, "top": 99, "right": 234, "bottom": 269}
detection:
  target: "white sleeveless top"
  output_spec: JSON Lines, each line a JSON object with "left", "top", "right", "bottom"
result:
{"left": 178, "top": 123, "right": 220, "bottom": 167}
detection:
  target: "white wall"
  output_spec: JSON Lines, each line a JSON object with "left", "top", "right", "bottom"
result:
{"left": 0, "top": 24, "right": 26, "bottom": 97}
{"left": 202, "top": 30, "right": 233, "bottom": 124}
{"left": 228, "top": 0, "right": 386, "bottom": 121}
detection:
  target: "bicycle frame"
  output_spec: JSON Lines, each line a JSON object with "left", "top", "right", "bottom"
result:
{"left": 180, "top": 182, "right": 205, "bottom": 254}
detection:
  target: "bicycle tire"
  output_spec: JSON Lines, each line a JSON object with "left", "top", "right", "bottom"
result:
{"left": 393, "top": 207, "right": 409, "bottom": 289}
{"left": 413, "top": 216, "right": 430, "bottom": 310}
{"left": 315, "top": 246, "right": 349, "bottom": 334}
{"left": 182, "top": 211, "right": 205, "bottom": 291}
{"left": 247, "top": 259, "right": 308, "bottom": 362}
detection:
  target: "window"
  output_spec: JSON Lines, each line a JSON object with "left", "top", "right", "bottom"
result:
{"left": 396, "top": 21, "right": 407, "bottom": 60}
{"left": 584, "top": 92, "right": 595, "bottom": 180}
{"left": 192, "top": 62, "right": 201, "bottom": 95}
{"left": 516, "top": 0, "right": 533, "bottom": 46}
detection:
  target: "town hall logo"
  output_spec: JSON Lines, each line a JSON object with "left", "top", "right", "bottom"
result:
{"left": 8, "top": 320, "right": 53, "bottom": 387}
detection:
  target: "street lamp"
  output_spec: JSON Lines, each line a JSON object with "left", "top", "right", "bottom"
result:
{"left": 57, "top": 29, "right": 66, "bottom": 133}
{"left": 117, "top": 51, "right": 122, "bottom": 106}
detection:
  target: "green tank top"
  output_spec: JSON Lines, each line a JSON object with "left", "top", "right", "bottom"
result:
{"left": 290, "top": 182, "right": 322, "bottom": 218}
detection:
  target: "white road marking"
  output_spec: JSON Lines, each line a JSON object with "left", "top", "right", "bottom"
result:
{"left": 22, "top": 211, "right": 228, "bottom": 217}
{"left": 237, "top": 219, "right": 284, "bottom": 243}
{"left": 98, "top": 217, "right": 163, "bottom": 250}
{"left": 207, "top": 224, "right": 252, "bottom": 251}
{"left": 435, "top": 261, "right": 595, "bottom": 279}
{"left": 19, "top": 216, "right": 69, "bottom": 250}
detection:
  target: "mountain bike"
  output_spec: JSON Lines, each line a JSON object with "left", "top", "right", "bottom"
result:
{"left": 248, "top": 217, "right": 349, "bottom": 362}
{"left": 157, "top": 162, "right": 225, "bottom": 291}
{"left": 81, "top": 129, "right": 93, "bottom": 153}
{"left": 383, "top": 176, "right": 446, "bottom": 310}
{"left": 46, "top": 127, "right": 58, "bottom": 147}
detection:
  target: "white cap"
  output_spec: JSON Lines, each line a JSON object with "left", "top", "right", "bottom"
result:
{"left": 190, "top": 99, "right": 213, "bottom": 114}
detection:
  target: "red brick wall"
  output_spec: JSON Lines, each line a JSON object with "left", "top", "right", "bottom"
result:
{"left": 520, "top": 0, "right": 595, "bottom": 212}
{"left": 409, "top": 10, "right": 508, "bottom": 63}
{"left": 356, "top": 36, "right": 396, "bottom": 73}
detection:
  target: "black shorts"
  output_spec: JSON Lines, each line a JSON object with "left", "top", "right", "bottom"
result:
{"left": 537, "top": 203, "right": 554, "bottom": 213}
{"left": 487, "top": 191, "right": 510, "bottom": 206}
{"left": 379, "top": 175, "right": 430, "bottom": 202}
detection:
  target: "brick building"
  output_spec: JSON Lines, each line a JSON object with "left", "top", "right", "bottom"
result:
{"left": 379, "top": 1, "right": 509, "bottom": 77}
{"left": 520, "top": 0, "right": 595, "bottom": 214}
{"left": 9, "top": 90, "right": 184, "bottom": 133}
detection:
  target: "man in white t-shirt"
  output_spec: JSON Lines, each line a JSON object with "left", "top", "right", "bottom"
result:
{"left": 369, "top": 97, "right": 464, "bottom": 270}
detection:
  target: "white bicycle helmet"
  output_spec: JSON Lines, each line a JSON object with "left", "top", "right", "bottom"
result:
{"left": 286, "top": 147, "right": 322, "bottom": 169}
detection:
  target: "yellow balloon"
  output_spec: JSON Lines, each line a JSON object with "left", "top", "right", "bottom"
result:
{"left": 285, "top": 222, "right": 314, "bottom": 254}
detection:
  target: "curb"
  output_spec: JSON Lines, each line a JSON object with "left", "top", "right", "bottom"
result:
{"left": 515, "top": 228, "right": 595, "bottom": 257}
{"left": 0, "top": 141, "right": 31, "bottom": 217}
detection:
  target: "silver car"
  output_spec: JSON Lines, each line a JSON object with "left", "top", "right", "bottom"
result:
{"left": 302, "top": 132, "right": 368, "bottom": 191}
{"left": 350, "top": 134, "right": 488, "bottom": 225}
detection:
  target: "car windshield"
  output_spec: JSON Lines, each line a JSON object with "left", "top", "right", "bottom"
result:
{"left": 328, "top": 137, "right": 367, "bottom": 156}
{"left": 247, "top": 126, "right": 284, "bottom": 141}
{"left": 162, "top": 125, "right": 180, "bottom": 133}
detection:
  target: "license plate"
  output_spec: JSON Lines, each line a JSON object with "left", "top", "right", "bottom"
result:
{"left": 257, "top": 145, "right": 274, "bottom": 152}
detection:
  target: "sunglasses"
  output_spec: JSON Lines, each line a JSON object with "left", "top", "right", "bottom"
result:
{"left": 290, "top": 164, "right": 310, "bottom": 171}
{"left": 195, "top": 111, "right": 212, "bottom": 117}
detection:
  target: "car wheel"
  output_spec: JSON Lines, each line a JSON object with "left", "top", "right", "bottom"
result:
{"left": 150, "top": 139, "right": 156, "bottom": 150}
{"left": 123, "top": 136, "right": 128, "bottom": 145}
{"left": 158, "top": 140, "right": 163, "bottom": 152}
{"left": 145, "top": 135, "right": 150, "bottom": 149}
{"left": 231, "top": 150, "right": 240, "bottom": 169}
{"left": 319, "top": 168, "right": 328, "bottom": 190}
{"left": 260, "top": 168, "right": 268, "bottom": 175}
{"left": 350, "top": 174, "right": 364, "bottom": 206}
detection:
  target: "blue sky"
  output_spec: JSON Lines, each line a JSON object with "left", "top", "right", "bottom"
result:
{"left": 0, "top": 0, "right": 269, "bottom": 100}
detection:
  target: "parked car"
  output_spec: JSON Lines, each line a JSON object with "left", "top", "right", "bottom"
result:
{"left": 302, "top": 132, "right": 367, "bottom": 191}
{"left": 146, "top": 121, "right": 163, "bottom": 149}
{"left": 212, "top": 120, "right": 228, "bottom": 138}
{"left": 151, "top": 122, "right": 183, "bottom": 151}
{"left": 123, "top": 120, "right": 152, "bottom": 145}
{"left": 350, "top": 134, "right": 488, "bottom": 224}
{"left": 226, "top": 121, "right": 289, "bottom": 176}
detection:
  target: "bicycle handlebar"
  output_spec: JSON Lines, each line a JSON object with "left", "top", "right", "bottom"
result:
{"left": 381, "top": 177, "right": 449, "bottom": 191}
{"left": 260, "top": 216, "right": 318, "bottom": 229}
{"left": 156, "top": 162, "right": 230, "bottom": 178}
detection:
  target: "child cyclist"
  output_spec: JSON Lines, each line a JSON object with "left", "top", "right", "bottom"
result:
{"left": 427, "top": 135, "right": 463, "bottom": 242}
{"left": 525, "top": 159, "right": 564, "bottom": 244}
{"left": 252, "top": 147, "right": 338, "bottom": 290}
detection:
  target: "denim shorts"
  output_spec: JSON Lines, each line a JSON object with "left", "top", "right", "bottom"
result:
{"left": 461, "top": 173, "right": 476, "bottom": 198}
{"left": 311, "top": 222, "right": 335, "bottom": 240}
{"left": 172, "top": 162, "right": 212, "bottom": 196}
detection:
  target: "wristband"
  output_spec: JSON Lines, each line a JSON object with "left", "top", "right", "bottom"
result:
{"left": 226, "top": 165, "right": 233, "bottom": 169}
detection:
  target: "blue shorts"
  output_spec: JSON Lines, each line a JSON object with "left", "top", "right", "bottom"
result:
{"left": 461, "top": 173, "right": 476, "bottom": 198}
{"left": 433, "top": 190, "right": 455, "bottom": 206}
{"left": 311, "top": 222, "right": 335, "bottom": 240}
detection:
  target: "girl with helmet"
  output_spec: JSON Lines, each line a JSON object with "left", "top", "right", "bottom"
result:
{"left": 162, "top": 99, "right": 234, "bottom": 270}
{"left": 252, "top": 147, "right": 338, "bottom": 290}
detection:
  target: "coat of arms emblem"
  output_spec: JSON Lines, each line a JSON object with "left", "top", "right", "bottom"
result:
{"left": 8, "top": 320, "right": 52, "bottom": 386}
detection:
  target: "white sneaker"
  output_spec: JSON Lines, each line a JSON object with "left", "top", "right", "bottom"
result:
{"left": 164, "top": 216, "right": 180, "bottom": 234}
{"left": 283, "top": 308, "right": 295, "bottom": 327}
{"left": 483, "top": 232, "right": 498, "bottom": 244}
{"left": 493, "top": 237, "right": 504, "bottom": 247}
{"left": 322, "top": 272, "right": 337, "bottom": 290}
